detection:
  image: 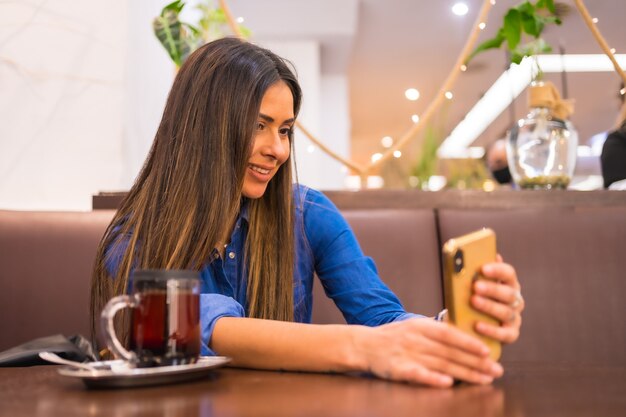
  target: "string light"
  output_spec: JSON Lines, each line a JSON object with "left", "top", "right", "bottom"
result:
{"left": 393, "top": 150, "right": 402, "bottom": 158}
{"left": 452, "top": 2, "right": 469, "bottom": 16}
{"left": 445, "top": 91, "right": 454, "bottom": 100}
{"left": 236, "top": 17, "right": 245, "bottom": 23}
{"left": 405, "top": 88, "right": 420, "bottom": 101}
{"left": 307, "top": 145, "right": 315, "bottom": 153}
{"left": 371, "top": 153, "right": 383, "bottom": 163}
{"left": 490, "top": 0, "right": 496, "bottom": 5}
{"left": 478, "top": 22, "right": 486, "bottom": 30}
{"left": 483, "top": 180, "right": 496, "bottom": 192}
{"left": 592, "top": 17, "right": 598, "bottom": 23}
{"left": 411, "top": 114, "right": 420, "bottom": 123}
{"left": 460, "top": 64, "right": 467, "bottom": 72}
{"left": 381, "top": 136, "right": 394, "bottom": 148}
{"left": 610, "top": 48, "right": 616, "bottom": 54}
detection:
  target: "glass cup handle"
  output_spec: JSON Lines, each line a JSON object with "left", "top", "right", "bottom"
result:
{"left": 100, "top": 294, "right": 139, "bottom": 362}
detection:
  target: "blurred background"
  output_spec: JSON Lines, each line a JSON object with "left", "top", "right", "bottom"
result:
{"left": 1, "top": 0, "right": 625, "bottom": 210}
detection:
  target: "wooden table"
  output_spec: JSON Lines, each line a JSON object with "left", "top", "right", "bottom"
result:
{"left": 0, "top": 363, "right": 624, "bottom": 417}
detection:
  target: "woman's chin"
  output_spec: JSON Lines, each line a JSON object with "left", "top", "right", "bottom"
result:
{"left": 241, "top": 184, "right": 268, "bottom": 199}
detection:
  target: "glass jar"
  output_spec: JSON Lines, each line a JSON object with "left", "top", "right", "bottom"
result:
{"left": 506, "top": 103, "right": 578, "bottom": 190}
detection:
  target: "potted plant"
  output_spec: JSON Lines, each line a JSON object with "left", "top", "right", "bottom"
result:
{"left": 467, "top": 0, "right": 578, "bottom": 189}
{"left": 153, "top": 0, "right": 250, "bottom": 69}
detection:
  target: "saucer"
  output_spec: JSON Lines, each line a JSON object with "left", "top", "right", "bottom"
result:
{"left": 57, "top": 356, "right": 231, "bottom": 389}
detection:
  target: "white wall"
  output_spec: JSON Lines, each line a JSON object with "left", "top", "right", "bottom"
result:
{"left": 0, "top": 0, "right": 128, "bottom": 210}
{"left": 0, "top": 0, "right": 354, "bottom": 211}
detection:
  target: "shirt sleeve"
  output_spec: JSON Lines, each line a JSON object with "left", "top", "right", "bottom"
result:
{"left": 103, "top": 227, "right": 246, "bottom": 356}
{"left": 301, "top": 187, "right": 425, "bottom": 326}
{"left": 200, "top": 294, "right": 245, "bottom": 356}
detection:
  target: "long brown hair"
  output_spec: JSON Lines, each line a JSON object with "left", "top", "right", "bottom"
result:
{"left": 90, "top": 38, "right": 302, "bottom": 348}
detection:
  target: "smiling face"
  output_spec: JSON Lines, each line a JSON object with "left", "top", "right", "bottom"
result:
{"left": 242, "top": 80, "right": 295, "bottom": 199}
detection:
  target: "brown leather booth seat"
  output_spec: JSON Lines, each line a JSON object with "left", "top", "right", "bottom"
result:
{"left": 0, "top": 208, "right": 442, "bottom": 352}
{"left": 438, "top": 207, "right": 626, "bottom": 366}
{"left": 2, "top": 197, "right": 625, "bottom": 369}
{"left": 312, "top": 209, "right": 443, "bottom": 324}
{"left": 0, "top": 210, "right": 115, "bottom": 351}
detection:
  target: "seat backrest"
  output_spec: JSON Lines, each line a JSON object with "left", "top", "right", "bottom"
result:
{"left": 0, "top": 210, "right": 115, "bottom": 351}
{"left": 312, "top": 209, "right": 443, "bottom": 324}
{"left": 438, "top": 207, "right": 626, "bottom": 366}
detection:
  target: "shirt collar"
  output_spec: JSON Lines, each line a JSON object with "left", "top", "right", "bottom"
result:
{"left": 239, "top": 198, "right": 250, "bottom": 224}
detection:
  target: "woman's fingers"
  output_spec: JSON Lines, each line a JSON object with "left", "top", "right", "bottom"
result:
{"left": 421, "top": 320, "right": 490, "bottom": 356}
{"left": 422, "top": 355, "right": 496, "bottom": 385}
{"left": 410, "top": 321, "right": 503, "bottom": 380}
{"left": 395, "top": 364, "right": 455, "bottom": 388}
{"left": 476, "top": 318, "right": 521, "bottom": 344}
{"left": 368, "top": 319, "right": 504, "bottom": 387}
{"left": 470, "top": 261, "right": 524, "bottom": 344}
{"left": 474, "top": 279, "right": 522, "bottom": 309}
{"left": 471, "top": 293, "right": 516, "bottom": 324}
{"left": 427, "top": 339, "right": 503, "bottom": 379}
{"left": 482, "top": 262, "right": 519, "bottom": 289}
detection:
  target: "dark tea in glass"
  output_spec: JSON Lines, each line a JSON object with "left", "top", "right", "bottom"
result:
{"left": 101, "top": 270, "right": 201, "bottom": 367}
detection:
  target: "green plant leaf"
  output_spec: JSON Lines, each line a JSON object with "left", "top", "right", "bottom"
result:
{"left": 183, "top": 22, "right": 201, "bottom": 36}
{"left": 512, "top": 38, "right": 552, "bottom": 64}
{"left": 161, "top": 0, "right": 185, "bottom": 16}
{"left": 465, "top": 31, "right": 505, "bottom": 63}
{"left": 239, "top": 26, "right": 252, "bottom": 39}
{"left": 153, "top": 1, "right": 255, "bottom": 66}
{"left": 153, "top": 8, "right": 190, "bottom": 68}
{"left": 511, "top": 51, "right": 524, "bottom": 65}
{"left": 517, "top": 1, "right": 535, "bottom": 16}
{"left": 208, "top": 8, "right": 228, "bottom": 24}
{"left": 464, "top": 0, "right": 561, "bottom": 68}
{"left": 521, "top": 13, "right": 540, "bottom": 37}
{"left": 538, "top": 0, "right": 556, "bottom": 14}
{"left": 412, "top": 123, "right": 440, "bottom": 182}
{"left": 503, "top": 9, "right": 522, "bottom": 50}
{"left": 536, "top": 14, "right": 561, "bottom": 26}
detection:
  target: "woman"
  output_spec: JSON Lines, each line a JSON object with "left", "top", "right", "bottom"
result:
{"left": 91, "top": 37, "right": 524, "bottom": 388}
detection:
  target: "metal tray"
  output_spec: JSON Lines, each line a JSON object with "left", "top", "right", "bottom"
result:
{"left": 57, "top": 356, "right": 231, "bottom": 389}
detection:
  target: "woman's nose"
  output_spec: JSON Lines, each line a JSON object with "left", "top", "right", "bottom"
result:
{"left": 261, "top": 131, "right": 288, "bottom": 160}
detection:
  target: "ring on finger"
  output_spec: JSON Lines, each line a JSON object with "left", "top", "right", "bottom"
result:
{"left": 510, "top": 290, "right": 523, "bottom": 309}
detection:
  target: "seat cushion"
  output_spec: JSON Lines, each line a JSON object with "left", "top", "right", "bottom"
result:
{"left": 0, "top": 210, "right": 115, "bottom": 351}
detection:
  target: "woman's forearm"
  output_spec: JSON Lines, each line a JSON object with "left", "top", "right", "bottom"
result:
{"left": 211, "top": 317, "right": 368, "bottom": 373}
{"left": 211, "top": 315, "right": 505, "bottom": 387}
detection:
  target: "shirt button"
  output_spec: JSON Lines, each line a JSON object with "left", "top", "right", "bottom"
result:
{"left": 228, "top": 252, "right": 235, "bottom": 259}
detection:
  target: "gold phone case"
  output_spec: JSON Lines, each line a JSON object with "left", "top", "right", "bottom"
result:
{"left": 442, "top": 228, "right": 501, "bottom": 361}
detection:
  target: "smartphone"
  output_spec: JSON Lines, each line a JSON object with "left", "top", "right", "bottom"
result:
{"left": 442, "top": 228, "right": 501, "bottom": 361}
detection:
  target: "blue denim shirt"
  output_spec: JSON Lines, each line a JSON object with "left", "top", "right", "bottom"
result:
{"left": 196, "top": 186, "right": 418, "bottom": 354}
{"left": 106, "top": 185, "right": 418, "bottom": 356}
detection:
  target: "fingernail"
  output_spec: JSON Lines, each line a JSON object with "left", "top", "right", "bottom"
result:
{"left": 482, "top": 264, "right": 493, "bottom": 274}
{"left": 481, "top": 375, "right": 494, "bottom": 384}
{"left": 439, "top": 375, "right": 454, "bottom": 386}
{"left": 491, "top": 363, "right": 503, "bottom": 376}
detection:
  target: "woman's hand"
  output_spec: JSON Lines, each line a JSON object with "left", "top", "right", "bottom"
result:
{"left": 471, "top": 255, "right": 524, "bottom": 344}
{"left": 355, "top": 318, "right": 504, "bottom": 388}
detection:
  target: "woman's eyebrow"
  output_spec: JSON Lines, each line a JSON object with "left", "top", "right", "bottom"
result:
{"left": 259, "top": 113, "right": 295, "bottom": 124}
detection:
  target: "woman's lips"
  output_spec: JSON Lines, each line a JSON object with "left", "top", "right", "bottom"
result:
{"left": 248, "top": 163, "right": 273, "bottom": 181}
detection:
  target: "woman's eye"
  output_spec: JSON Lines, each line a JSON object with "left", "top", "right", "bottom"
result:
{"left": 257, "top": 122, "right": 265, "bottom": 131}
{"left": 279, "top": 127, "right": 292, "bottom": 137}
